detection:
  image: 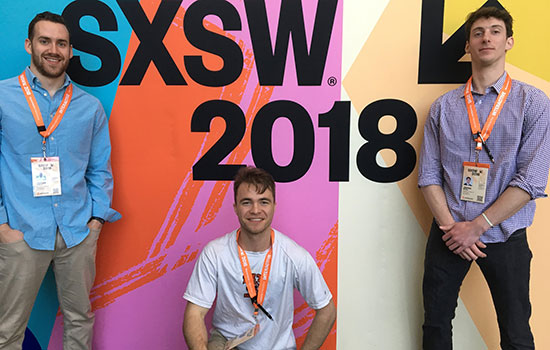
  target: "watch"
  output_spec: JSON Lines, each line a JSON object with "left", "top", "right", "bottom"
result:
{"left": 89, "top": 216, "right": 105, "bottom": 225}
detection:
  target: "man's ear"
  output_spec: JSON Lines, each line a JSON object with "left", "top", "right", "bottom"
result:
{"left": 25, "top": 38, "right": 32, "bottom": 55}
{"left": 505, "top": 36, "right": 514, "bottom": 51}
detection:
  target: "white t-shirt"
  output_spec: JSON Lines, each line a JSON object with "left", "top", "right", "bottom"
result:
{"left": 184, "top": 229, "right": 333, "bottom": 350}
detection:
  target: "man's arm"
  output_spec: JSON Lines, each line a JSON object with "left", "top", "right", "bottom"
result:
{"left": 441, "top": 186, "right": 530, "bottom": 255}
{"left": 421, "top": 185, "right": 486, "bottom": 261}
{"left": 183, "top": 301, "right": 210, "bottom": 350}
{"left": 85, "top": 104, "right": 120, "bottom": 223}
{"left": 301, "top": 299, "right": 336, "bottom": 350}
{"left": 420, "top": 185, "right": 455, "bottom": 227}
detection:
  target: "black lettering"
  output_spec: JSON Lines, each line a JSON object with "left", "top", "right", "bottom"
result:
{"left": 357, "top": 99, "right": 417, "bottom": 183}
{"left": 184, "top": 0, "right": 243, "bottom": 87}
{"left": 318, "top": 101, "right": 350, "bottom": 181}
{"left": 418, "top": 0, "right": 504, "bottom": 84}
{"left": 63, "top": 0, "right": 121, "bottom": 87}
{"left": 251, "top": 100, "right": 314, "bottom": 182}
{"left": 118, "top": 0, "right": 186, "bottom": 85}
{"left": 191, "top": 100, "right": 246, "bottom": 180}
{"left": 244, "top": 0, "right": 338, "bottom": 86}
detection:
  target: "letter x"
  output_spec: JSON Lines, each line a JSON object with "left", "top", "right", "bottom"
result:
{"left": 118, "top": 0, "right": 186, "bottom": 85}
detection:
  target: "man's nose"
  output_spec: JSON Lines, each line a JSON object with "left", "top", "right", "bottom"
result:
{"left": 47, "top": 43, "right": 59, "bottom": 54}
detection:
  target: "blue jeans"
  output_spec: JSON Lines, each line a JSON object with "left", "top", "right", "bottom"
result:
{"left": 422, "top": 221, "right": 534, "bottom": 350}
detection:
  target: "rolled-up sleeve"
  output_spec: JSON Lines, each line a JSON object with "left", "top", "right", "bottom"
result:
{"left": 508, "top": 88, "right": 550, "bottom": 199}
{"left": 418, "top": 100, "right": 444, "bottom": 188}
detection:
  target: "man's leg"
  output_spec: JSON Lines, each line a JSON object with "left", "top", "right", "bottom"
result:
{"left": 422, "top": 221, "right": 471, "bottom": 350}
{"left": 52, "top": 229, "right": 100, "bottom": 350}
{"left": 0, "top": 240, "right": 52, "bottom": 350}
{"left": 477, "top": 229, "right": 534, "bottom": 350}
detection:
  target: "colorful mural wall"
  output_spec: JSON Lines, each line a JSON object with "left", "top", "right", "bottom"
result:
{"left": 1, "top": 0, "right": 549, "bottom": 349}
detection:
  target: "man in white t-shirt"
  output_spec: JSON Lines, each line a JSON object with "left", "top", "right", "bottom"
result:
{"left": 183, "top": 167, "right": 336, "bottom": 350}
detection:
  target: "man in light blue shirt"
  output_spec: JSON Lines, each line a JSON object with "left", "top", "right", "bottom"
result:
{"left": 0, "top": 11, "right": 120, "bottom": 350}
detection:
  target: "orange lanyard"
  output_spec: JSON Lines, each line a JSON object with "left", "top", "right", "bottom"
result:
{"left": 18, "top": 72, "right": 73, "bottom": 156}
{"left": 464, "top": 74, "right": 511, "bottom": 156}
{"left": 237, "top": 229, "right": 274, "bottom": 320}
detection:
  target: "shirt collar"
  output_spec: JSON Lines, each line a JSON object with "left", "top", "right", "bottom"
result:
{"left": 491, "top": 71, "right": 508, "bottom": 94}
{"left": 461, "top": 71, "right": 508, "bottom": 97}
{"left": 25, "top": 66, "right": 71, "bottom": 90}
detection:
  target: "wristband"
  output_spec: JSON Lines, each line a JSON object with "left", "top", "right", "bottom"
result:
{"left": 481, "top": 213, "right": 493, "bottom": 228}
{"left": 89, "top": 216, "right": 105, "bottom": 225}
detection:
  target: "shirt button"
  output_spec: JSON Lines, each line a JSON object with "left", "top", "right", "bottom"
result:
{"left": 50, "top": 137, "right": 54, "bottom": 141}
{"left": 43, "top": 93, "right": 47, "bottom": 97}
{"left": 54, "top": 203, "right": 58, "bottom": 207}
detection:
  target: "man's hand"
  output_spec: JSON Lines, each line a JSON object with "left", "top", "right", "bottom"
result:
{"left": 457, "top": 241, "right": 487, "bottom": 261}
{"left": 0, "top": 223, "right": 24, "bottom": 244}
{"left": 87, "top": 219, "right": 104, "bottom": 231}
{"left": 440, "top": 220, "right": 486, "bottom": 256}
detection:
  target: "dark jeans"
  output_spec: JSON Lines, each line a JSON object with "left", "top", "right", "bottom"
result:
{"left": 422, "top": 221, "right": 534, "bottom": 350}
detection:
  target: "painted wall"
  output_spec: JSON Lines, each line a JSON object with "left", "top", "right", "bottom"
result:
{"left": 0, "top": 1, "right": 548, "bottom": 349}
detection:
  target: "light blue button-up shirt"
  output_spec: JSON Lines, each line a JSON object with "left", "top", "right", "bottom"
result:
{"left": 0, "top": 67, "right": 121, "bottom": 250}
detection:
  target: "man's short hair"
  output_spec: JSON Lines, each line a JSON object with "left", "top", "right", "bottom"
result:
{"left": 28, "top": 11, "right": 70, "bottom": 42}
{"left": 233, "top": 166, "right": 276, "bottom": 203}
{"left": 465, "top": 6, "right": 513, "bottom": 40}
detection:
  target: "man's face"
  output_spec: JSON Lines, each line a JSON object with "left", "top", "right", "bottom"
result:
{"left": 25, "top": 20, "right": 73, "bottom": 79}
{"left": 233, "top": 183, "right": 276, "bottom": 238}
{"left": 465, "top": 17, "right": 513, "bottom": 68}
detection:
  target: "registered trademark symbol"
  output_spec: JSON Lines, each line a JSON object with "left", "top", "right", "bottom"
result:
{"left": 327, "top": 76, "right": 337, "bottom": 86}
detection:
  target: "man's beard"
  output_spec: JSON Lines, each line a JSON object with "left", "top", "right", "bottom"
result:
{"left": 31, "top": 51, "right": 69, "bottom": 79}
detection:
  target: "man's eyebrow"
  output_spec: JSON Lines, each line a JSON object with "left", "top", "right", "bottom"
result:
{"left": 473, "top": 24, "right": 504, "bottom": 31}
{"left": 36, "top": 35, "right": 69, "bottom": 43}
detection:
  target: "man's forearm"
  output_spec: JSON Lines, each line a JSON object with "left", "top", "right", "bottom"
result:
{"left": 301, "top": 300, "right": 336, "bottom": 350}
{"left": 420, "top": 185, "right": 455, "bottom": 226}
{"left": 480, "top": 186, "right": 531, "bottom": 227}
{"left": 183, "top": 303, "right": 209, "bottom": 350}
{"left": 183, "top": 319, "right": 208, "bottom": 350}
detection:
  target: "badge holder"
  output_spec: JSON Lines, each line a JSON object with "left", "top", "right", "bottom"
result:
{"left": 460, "top": 140, "right": 490, "bottom": 204}
{"left": 31, "top": 138, "right": 62, "bottom": 197}
{"left": 223, "top": 323, "right": 260, "bottom": 350}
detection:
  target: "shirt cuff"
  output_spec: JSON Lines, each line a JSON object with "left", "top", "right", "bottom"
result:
{"left": 508, "top": 179, "right": 548, "bottom": 200}
{"left": 418, "top": 175, "right": 443, "bottom": 188}
{"left": 92, "top": 205, "right": 122, "bottom": 223}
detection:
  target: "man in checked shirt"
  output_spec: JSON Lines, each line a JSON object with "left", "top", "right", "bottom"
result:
{"left": 418, "top": 6, "right": 550, "bottom": 350}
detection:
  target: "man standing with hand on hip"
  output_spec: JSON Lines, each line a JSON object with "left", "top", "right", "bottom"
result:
{"left": 0, "top": 11, "right": 120, "bottom": 349}
{"left": 418, "top": 6, "right": 550, "bottom": 350}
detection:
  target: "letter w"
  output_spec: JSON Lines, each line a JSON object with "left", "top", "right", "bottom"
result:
{"left": 244, "top": 0, "right": 338, "bottom": 86}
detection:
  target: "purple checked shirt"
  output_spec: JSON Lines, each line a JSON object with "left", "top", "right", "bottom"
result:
{"left": 418, "top": 72, "right": 550, "bottom": 243}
